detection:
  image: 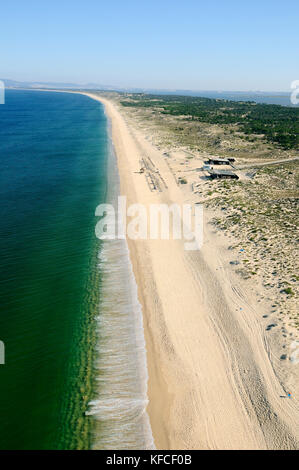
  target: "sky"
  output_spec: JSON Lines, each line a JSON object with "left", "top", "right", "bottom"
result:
{"left": 1, "top": 0, "right": 298, "bottom": 91}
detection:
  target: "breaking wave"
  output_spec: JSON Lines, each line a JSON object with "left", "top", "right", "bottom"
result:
{"left": 87, "top": 131, "right": 155, "bottom": 449}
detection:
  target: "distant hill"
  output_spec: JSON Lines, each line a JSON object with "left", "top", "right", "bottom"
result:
{"left": 0, "top": 78, "right": 117, "bottom": 90}
{"left": 1, "top": 79, "right": 292, "bottom": 106}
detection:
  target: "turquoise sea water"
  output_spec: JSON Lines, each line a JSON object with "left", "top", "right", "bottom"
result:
{"left": 0, "top": 89, "right": 154, "bottom": 450}
{"left": 0, "top": 90, "right": 108, "bottom": 449}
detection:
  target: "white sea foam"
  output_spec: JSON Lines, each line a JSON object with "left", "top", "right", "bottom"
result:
{"left": 87, "top": 132, "right": 155, "bottom": 449}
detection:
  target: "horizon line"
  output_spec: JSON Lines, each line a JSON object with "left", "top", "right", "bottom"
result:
{"left": 0, "top": 78, "right": 292, "bottom": 94}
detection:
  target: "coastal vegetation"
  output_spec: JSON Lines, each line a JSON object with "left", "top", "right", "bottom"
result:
{"left": 113, "top": 91, "right": 299, "bottom": 338}
{"left": 205, "top": 161, "right": 298, "bottom": 330}
{"left": 121, "top": 94, "right": 299, "bottom": 150}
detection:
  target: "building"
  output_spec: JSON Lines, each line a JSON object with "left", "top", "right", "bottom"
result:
{"left": 208, "top": 169, "right": 239, "bottom": 180}
{"left": 206, "top": 157, "right": 231, "bottom": 165}
{"left": 202, "top": 164, "right": 212, "bottom": 171}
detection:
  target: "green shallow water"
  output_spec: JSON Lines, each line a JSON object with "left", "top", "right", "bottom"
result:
{"left": 0, "top": 90, "right": 108, "bottom": 449}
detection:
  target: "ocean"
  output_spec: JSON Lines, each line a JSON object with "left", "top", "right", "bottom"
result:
{"left": 188, "top": 91, "right": 295, "bottom": 107}
{"left": 0, "top": 90, "right": 153, "bottom": 449}
{"left": 146, "top": 90, "right": 296, "bottom": 107}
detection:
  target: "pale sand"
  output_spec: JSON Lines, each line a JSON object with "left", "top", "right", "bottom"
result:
{"left": 79, "top": 92, "right": 299, "bottom": 450}
{"left": 32, "top": 88, "right": 297, "bottom": 449}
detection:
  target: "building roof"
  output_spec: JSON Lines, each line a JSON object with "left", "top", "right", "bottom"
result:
{"left": 208, "top": 169, "right": 238, "bottom": 177}
{"left": 207, "top": 157, "right": 230, "bottom": 163}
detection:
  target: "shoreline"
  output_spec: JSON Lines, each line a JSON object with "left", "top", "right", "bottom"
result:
{"left": 88, "top": 94, "right": 171, "bottom": 448}
{"left": 86, "top": 123, "right": 155, "bottom": 449}
{"left": 13, "top": 88, "right": 298, "bottom": 449}
{"left": 83, "top": 93, "right": 298, "bottom": 449}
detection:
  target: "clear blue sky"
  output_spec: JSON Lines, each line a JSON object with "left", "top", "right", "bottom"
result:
{"left": 1, "top": 0, "right": 298, "bottom": 91}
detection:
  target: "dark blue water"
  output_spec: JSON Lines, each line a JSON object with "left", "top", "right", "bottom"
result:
{"left": 145, "top": 90, "right": 296, "bottom": 106}
{"left": 0, "top": 90, "right": 108, "bottom": 449}
{"left": 188, "top": 91, "right": 295, "bottom": 106}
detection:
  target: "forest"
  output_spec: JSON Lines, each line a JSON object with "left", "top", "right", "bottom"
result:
{"left": 121, "top": 94, "right": 299, "bottom": 150}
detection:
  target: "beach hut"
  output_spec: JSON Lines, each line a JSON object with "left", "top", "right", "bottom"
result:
{"left": 208, "top": 169, "right": 239, "bottom": 180}
{"left": 206, "top": 157, "right": 231, "bottom": 165}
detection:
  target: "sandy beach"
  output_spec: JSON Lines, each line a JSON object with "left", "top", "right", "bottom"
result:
{"left": 3, "top": 0, "right": 298, "bottom": 454}
{"left": 19, "top": 88, "right": 298, "bottom": 449}
{"left": 80, "top": 92, "right": 299, "bottom": 450}
{"left": 62, "top": 90, "right": 298, "bottom": 450}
